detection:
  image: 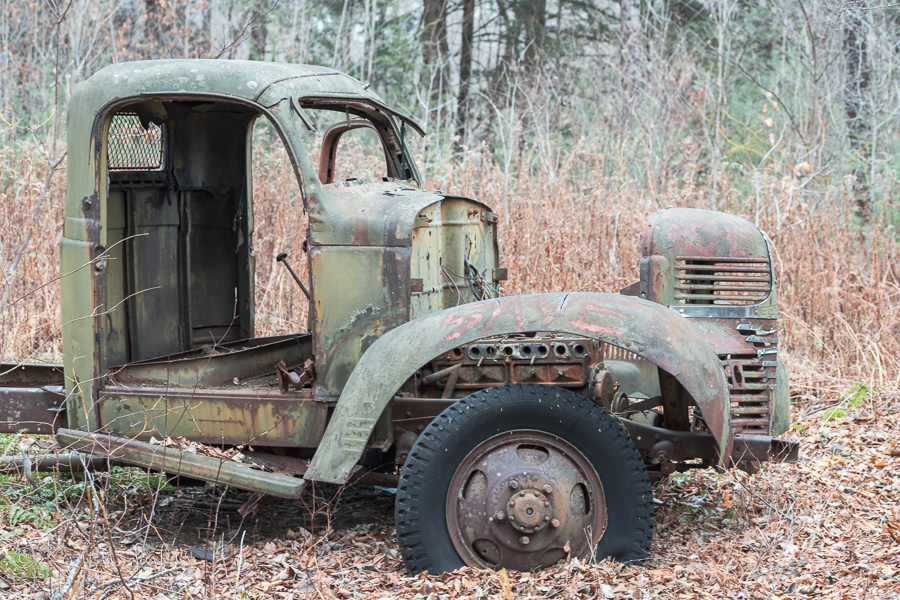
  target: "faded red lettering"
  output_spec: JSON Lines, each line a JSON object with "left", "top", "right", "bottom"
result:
{"left": 569, "top": 303, "right": 626, "bottom": 338}
{"left": 443, "top": 308, "right": 486, "bottom": 341}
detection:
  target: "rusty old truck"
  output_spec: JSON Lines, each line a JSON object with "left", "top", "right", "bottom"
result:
{"left": 0, "top": 60, "right": 796, "bottom": 573}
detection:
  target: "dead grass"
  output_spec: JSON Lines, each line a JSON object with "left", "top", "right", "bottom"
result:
{"left": 0, "top": 139, "right": 65, "bottom": 363}
{"left": 3, "top": 134, "right": 900, "bottom": 389}
{"left": 2, "top": 128, "right": 900, "bottom": 598}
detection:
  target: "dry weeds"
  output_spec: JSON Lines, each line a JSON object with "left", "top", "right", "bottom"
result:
{"left": 1, "top": 133, "right": 900, "bottom": 598}
{"left": 3, "top": 135, "right": 899, "bottom": 384}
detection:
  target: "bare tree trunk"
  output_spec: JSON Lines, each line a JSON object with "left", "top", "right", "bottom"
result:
{"left": 456, "top": 0, "right": 476, "bottom": 145}
{"left": 709, "top": 0, "right": 732, "bottom": 211}
{"left": 495, "top": 0, "right": 518, "bottom": 69}
{"left": 619, "top": 0, "right": 643, "bottom": 109}
{"left": 249, "top": 3, "right": 268, "bottom": 60}
{"left": 519, "top": 0, "right": 546, "bottom": 66}
{"left": 145, "top": 0, "right": 163, "bottom": 53}
{"left": 843, "top": 1, "right": 871, "bottom": 222}
{"left": 113, "top": 0, "right": 137, "bottom": 56}
{"left": 421, "top": 0, "right": 449, "bottom": 100}
{"left": 201, "top": 0, "right": 213, "bottom": 57}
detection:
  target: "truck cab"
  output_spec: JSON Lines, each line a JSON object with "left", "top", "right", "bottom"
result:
{"left": 1, "top": 60, "right": 797, "bottom": 574}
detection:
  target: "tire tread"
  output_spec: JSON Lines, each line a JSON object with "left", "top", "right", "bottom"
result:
{"left": 395, "top": 383, "right": 654, "bottom": 573}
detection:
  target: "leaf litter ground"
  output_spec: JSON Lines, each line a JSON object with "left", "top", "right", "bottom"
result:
{"left": 1, "top": 384, "right": 898, "bottom": 599}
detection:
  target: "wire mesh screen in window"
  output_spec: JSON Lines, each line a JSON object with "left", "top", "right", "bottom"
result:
{"left": 107, "top": 112, "right": 164, "bottom": 170}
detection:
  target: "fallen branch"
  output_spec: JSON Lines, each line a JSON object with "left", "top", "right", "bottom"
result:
{"left": 94, "top": 566, "right": 183, "bottom": 597}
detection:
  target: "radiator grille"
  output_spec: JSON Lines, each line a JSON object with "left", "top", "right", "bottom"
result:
{"left": 108, "top": 112, "right": 164, "bottom": 171}
{"left": 675, "top": 256, "right": 771, "bottom": 306}
{"left": 721, "top": 354, "right": 771, "bottom": 434}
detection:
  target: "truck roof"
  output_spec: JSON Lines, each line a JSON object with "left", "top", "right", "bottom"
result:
{"left": 72, "top": 59, "right": 381, "bottom": 105}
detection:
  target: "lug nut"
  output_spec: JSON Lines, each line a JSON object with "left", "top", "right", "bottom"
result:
{"left": 509, "top": 480, "right": 519, "bottom": 490}
{"left": 544, "top": 515, "right": 550, "bottom": 522}
{"left": 543, "top": 484, "right": 553, "bottom": 494}
{"left": 551, "top": 518, "right": 560, "bottom": 528}
{"left": 494, "top": 511, "right": 505, "bottom": 521}
{"left": 519, "top": 536, "right": 530, "bottom": 545}
{"left": 544, "top": 501, "right": 550, "bottom": 507}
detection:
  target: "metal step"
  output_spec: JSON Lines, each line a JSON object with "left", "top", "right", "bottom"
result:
{"left": 730, "top": 418, "right": 769, "bottom": 430}
{"left": 57, "top": 429, "right": 305, "bottom": 499}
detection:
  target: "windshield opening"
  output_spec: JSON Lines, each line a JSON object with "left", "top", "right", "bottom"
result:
{"left": 293, "top": 100, "right": 419, "bottom": 186}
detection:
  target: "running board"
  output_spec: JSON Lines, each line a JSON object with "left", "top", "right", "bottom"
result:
{"left": 56, "top": 429, "right": 305, "bottom": 499}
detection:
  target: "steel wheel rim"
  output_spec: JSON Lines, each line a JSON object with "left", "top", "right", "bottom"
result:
{"left": 446, "top": 430, "right": 607, "bottom": 571}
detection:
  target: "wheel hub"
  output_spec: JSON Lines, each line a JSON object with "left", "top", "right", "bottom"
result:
{"left": 446, "top": 430, "right": 607, "bottom": 571}
{"left": 507, "top": 487, "right": 552, "bottom": 532}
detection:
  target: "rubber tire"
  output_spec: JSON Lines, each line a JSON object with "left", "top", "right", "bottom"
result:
{"left": 395, "top": 383, "right": 654, "bottom": 574}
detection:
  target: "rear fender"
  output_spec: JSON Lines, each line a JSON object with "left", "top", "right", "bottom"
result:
{"left": 304, "top": 292, "right": 731, "bottom": 483}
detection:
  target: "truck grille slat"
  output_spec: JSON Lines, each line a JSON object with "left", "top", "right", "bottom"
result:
{"left": 730, "top": 383, "right": 769, "bottom": 392}
{"left": 730, "top": 406, "right": 770, "bottom": 415}
{"left": 673, "top": 274, "right": 770, "bottom": 283}
{"left": 674, "top": 293, "right": 770, "bottom": 301}
{"left": 676, "top": 265, "right": 770, "bottom": 274}
{"left": 675, "top": 284, "right": 771, "bottom": 292}
{"left": 721, "top": 353, "right": 772, "bottom": 434}
{"left": 675, "top": 256, "right": 772, "bottom": 306}
{"left": 731, "top": 417, "right": 770, "bottom": 428}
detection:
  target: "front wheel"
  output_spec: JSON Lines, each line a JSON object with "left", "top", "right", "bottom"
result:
{"left": 395, "top": 383, "right": 654, "bottom": 574}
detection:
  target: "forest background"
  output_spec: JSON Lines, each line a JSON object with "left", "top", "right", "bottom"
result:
{"left": 0, "top": 1, "right": 899, "bottom": 598}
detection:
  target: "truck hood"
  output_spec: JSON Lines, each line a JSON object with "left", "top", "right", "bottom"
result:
{"left": 308, "top": 180, "right": 490, "bottom": 247}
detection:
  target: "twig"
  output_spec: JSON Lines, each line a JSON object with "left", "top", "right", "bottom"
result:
{"left": 50, "top": 457, "right": 97, "bottom": 600}
{"left": 47, "top": 0, "right": 75, "bottom": 156}
{"left": 730, "top": 473, "right": 794, "bottom": 521}
{"left": 51, "top": 554, "right": 84, "bottom": 600}
{"left": 6, "top": 232, "right": 149, "bottom": 310}
{"left": 211, "top": 2, "right": 280, "bottom": 59}
{"left": 97, "top": 493, "right": 136, "bottom": 600}
{"left": 0, "top": 282, "right": 161, "bottom": 378}
{"left": 96, "top": 566, "right": 183, "bottom": 590}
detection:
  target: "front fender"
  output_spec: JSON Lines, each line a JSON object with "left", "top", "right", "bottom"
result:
{"left": 305, "top": 292, "right": 731, "bottom": 483}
